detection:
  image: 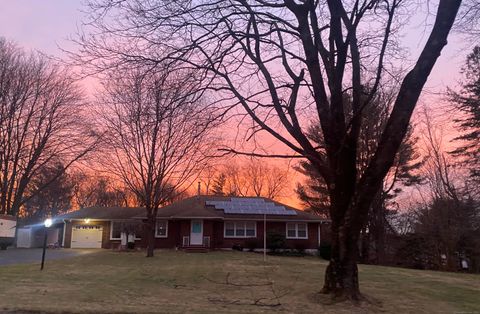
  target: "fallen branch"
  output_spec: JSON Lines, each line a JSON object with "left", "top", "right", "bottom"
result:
{"left": 202, "top": 272, "right": 272, "bottom": 287}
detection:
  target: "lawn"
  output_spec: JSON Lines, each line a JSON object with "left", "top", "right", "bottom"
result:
{"left": 0, "top": 250, "right": 479, "bottom": 313}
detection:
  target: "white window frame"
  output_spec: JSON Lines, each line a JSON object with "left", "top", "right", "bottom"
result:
{"left": 286, "top": 223, "right": 308, "bottom": 239}
{"left": 155, "top": 220, "right": 169, "bottom": 238}
{"left": 224, "top": 221, "right": 256, "bottom": 238}
{"left": 110, "top": 221, "right": 142, "bottom": 240}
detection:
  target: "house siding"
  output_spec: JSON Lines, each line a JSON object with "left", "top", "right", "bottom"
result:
{"left": 215, "top": 221, "right": 321, "bottom": 250}
{"left": 63, "top": 220, "right": 142, "bottom": 249}
{"left": 63, "top": 218, "right": 328, "bottom": 250}
{"left": 152, "top": 220, "right": 216, "bottom": 249}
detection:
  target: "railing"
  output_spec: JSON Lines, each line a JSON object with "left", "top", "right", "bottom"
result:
{"left": 182, "top": 236, "right": 210, "bottom": 247}
{"left": 203, "top": 236, "right": 210, "bottom": 248}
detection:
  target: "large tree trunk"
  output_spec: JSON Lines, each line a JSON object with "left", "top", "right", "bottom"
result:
{"left": 145, "top": 214, "right": 155, "bottom": 257}
{"left": 322, "top": 220, "right": 362, "bottom": 300}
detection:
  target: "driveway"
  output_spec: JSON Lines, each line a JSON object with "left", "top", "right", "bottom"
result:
{"left": 0, "top": 248, "right": 98, "bottom": 266}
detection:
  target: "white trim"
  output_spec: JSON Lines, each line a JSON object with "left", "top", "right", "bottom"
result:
{"left": 286, "top": 222, "right": 308, "bottom": 239}
{"left": 190, "top": 220, "right": 204, "bottom": 245}
{"left": 318, "top": 224, "right": 321, "bottom": 246}
{"left": 133, "top": 216, "right": 327, "bottom": 223}
{"left": 224, "top": 221, "right": 257, "bottom": 238}
{"left": 65, "top": 218, "right": 112, "bottom": 221}
{"left": 62, "top": 221, "right": 66, "bottom": 247}
{"left": 155, "top": 220, "right": 168, "bottom": 238}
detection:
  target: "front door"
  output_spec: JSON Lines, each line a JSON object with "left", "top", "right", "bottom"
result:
{"left": 190, "top": 220, "right": 203, "bottom": 245}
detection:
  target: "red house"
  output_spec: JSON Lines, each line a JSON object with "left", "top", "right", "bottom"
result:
{"left": 56, "top": 196, "right": 329, "bottom": 253}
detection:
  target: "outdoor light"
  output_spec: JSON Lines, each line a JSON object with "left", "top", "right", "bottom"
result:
{"left": 41, "top": 218, "right": 53, "bottom": 270}
{"left": 44, "top": 218, "right": 53, "bottom": 228}
{"left": 84, "top": 218, "right": 90, "bottom": 224}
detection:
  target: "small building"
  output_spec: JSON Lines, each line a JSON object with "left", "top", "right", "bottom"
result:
{"left": 53, "top": 196, "right": 329, "bottom": 252}
{"left": 16, "top": 224, "right": 61, "bottom": 248}
{"left": 0, "top": 214, "right": 16, "bottom": 249}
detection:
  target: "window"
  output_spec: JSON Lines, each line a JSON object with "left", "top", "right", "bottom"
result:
{"left": 155, "top": 220, "right": 168, "bottom": 238}
{"left": 110, "top": 222, "right": 122, "bottom": 239}
{"left": 225, "top": 222, "right": 235, "bottom": 236}
{"left": 110, "top": 222, "right": 142, "bottom": 240}
{"left": 286, "top": 223, "right": 308, "bottom": 239}
{"left": 246, "top": 222, "right": 256, "bottom": 237}
{"left": 224, "top": 221, "right": 256, "bottom": 238}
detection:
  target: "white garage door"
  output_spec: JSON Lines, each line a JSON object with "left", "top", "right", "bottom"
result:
{"left": 71, "top": 225, "right": 103, "bottom": 248}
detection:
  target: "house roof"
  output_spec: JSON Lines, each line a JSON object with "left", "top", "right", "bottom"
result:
{"left": 55, "top": 196, "right": 328, "bottom": 222}
{"left": 136, "top": 195, "right": 327, "bottom": 222}
{"left": 55, "top": 206, "right": 145, "bottom": 221}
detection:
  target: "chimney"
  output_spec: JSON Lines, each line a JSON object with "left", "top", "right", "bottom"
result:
{"left": 197, "top": 181, "right": 201, "bottom": 196}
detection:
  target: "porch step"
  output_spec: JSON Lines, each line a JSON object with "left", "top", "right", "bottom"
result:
{"left": 182, "top": 246, "right": 209, "bottom": 253}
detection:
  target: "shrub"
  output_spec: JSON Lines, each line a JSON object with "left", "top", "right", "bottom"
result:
{"left": 294, "top": 242, "right": 307, "bottom": 254}
{"left": 245, "top": 239, "right": 259, "bottom": 252}
{"left": 318, "top": 244, "right": 331, "bottom": 260}
{"left": 266, "top": 231, "right": 286, "bottom": 253}
{"left": 232, "top": 243, "right": 243, "bottom": 251}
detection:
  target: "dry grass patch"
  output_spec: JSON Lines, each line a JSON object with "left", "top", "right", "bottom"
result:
{"left": 0, "top": 250, "right": 478, "bottom": 313}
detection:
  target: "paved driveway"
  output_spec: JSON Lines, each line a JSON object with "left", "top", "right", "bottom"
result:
{"left": 0, "top": 248, "right": 98, "bottom": 266}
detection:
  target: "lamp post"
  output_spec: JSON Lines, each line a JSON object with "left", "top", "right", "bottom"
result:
{"left": 41, "top": 218, "right": 52, "bottom": 271}
{"left": 263, "top": 214, "right": 266, "bottom": 262}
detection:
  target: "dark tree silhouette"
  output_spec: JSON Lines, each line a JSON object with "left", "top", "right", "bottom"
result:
{"left": 74, "top": 0, "right": 461, "bottom": 300}
{"left": 71, "top": 173, "right": 132, "bottom": 208}
{"left": 211, "top": 173, "right": 227, "bottom": 196}
{"left": 0, "top": 38, "right": 97, "bottom": 217}
{"left": 98, "top": 66, "right": 217, "bottom": 257}
{"left": 449, "top": 46, "right": 480, "bottom": 191}
{"left": 296, "top": 92, "right": 422, "bottom": 263}
{"left": 22, "top": 160, "right": 74, "bottom": 223}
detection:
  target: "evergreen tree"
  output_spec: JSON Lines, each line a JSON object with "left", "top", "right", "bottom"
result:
{"left": 211, "top": 173, "right": 226, "bottom": 196}
{"left": 449, "top": 46, "right": 480, "bottom": 190}
{"left": 296, "top": 91, "right": 423, "bottom": 263}
{"left": 22, "top": 161, "right": 74, "bottom": 223}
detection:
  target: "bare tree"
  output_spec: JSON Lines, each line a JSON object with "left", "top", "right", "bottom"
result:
{"left": 211, "top": 160, "right": 289, "bottom": 199}
{"left": 74, "top": 0, "right": 461, "bottom": 300}
{"left": 98, "top": 66, "right": 217, "bottom": 257}
{"left": 296, "top": 117, "right": 422, "bottom": 264}
{"left": 21, "top": 160, "right": 74, "bottom": 224}
{"left": 420, "top": 108, "right": 463, "bottom": 202}
{"left": 0, "top": 38, "right": 96, "bottom": 217}
{"left": 71, "top": 172, "right": 132, "bottom": 208}
{"left": 455, "top": 0, "right": 480, "bottom": 39}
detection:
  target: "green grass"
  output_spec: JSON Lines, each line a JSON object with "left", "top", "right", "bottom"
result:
{"left": 0, "top": 250, "right": 479, "bottom": 313}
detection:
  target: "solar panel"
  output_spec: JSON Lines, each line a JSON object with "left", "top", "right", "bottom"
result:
{"left": 206, "top": 198, "right": 297, "bottom": 216}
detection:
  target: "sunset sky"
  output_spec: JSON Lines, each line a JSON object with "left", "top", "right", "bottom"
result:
{"left": 0, "top": 0, "right": 472, "bottom": 208}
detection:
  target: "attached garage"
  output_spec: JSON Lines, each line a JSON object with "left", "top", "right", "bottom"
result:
{"left": 56, "top": 206, "right": 146, "bottom": 249}
{"left": 71, "top": 225, "right": 103, "bottom": 248}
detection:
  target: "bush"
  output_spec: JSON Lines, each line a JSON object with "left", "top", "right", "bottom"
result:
{"left": 266, "top": 232, "right": 286, "bottom": 253}
{"left": 294, "top": 242, "right": 307, "bottom": 254}
{"left": 232, "top": 243, "right": 243, "bottom": 251}
{"left": 245, "top": 239, "right": 259, "bottom": 252}
{"left": 318, "top": 244, "right": 331, "bottom": 260}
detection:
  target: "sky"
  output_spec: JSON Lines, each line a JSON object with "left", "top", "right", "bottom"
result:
{"left": 0, "top": 1, "right": 469, "bottom": 90}
{"left": 0, "top": 0, "right": 473, "bottom": 208}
